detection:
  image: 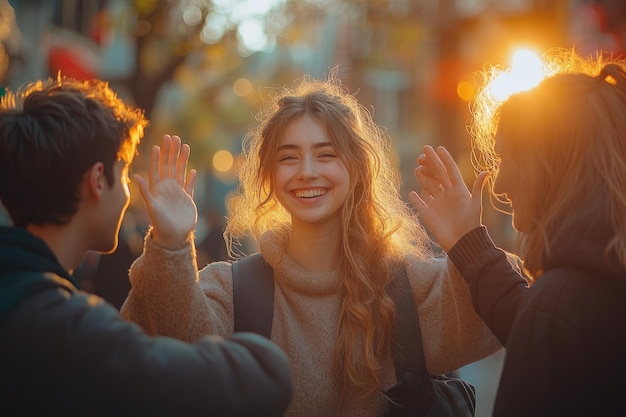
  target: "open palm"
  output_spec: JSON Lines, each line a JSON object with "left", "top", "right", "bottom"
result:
{"left": 408, "top": 145, "right": 486, "bottom": 252}
{"left": 135, "top": 135, "right": 198, "bottom": 249}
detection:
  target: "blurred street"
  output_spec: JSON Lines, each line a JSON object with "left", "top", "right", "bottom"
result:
{"left": 1, "top": 1, "right": 624, "bottom": 415}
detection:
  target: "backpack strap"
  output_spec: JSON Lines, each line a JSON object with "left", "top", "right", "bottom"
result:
{"left": 388, "top": 264, "right": 433, "bottom": 390}
{"left": 232, "top": 255, "right": 430, "bottom": 388}
{"left": 386, "top": 266, "right": 477, "bottom": 416}
{"left": 231, "top": 252, "right": 274, "bottom": 338}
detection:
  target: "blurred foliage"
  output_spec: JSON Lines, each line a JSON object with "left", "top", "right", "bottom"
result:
{"left": 118, "top": 0, "right": 334, "bottom": 166}
{"left": 3, "top": 0, "right": 608, "bottom": 244}
{"left": 110, "top": 0, "right": 457, "bottom": 217}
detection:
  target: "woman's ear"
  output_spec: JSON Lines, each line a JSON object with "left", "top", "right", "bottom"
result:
{"left": 85, "top": 162, "right": 106, "bottom": 201}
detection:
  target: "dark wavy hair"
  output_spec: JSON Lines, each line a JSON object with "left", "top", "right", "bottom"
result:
{"left": 0, "top": 76, "right": 147, "bottom": 227}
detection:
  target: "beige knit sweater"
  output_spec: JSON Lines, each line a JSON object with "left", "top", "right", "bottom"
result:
{"left": 121, "top": 230, "right": 501, "bottom": 417}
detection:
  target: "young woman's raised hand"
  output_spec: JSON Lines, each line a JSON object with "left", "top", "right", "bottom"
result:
{"left": 408, "top": 145, "right": 487, "bottom": 251}
{"left": 135, "top": 134, "right": 198, "bottom": 249}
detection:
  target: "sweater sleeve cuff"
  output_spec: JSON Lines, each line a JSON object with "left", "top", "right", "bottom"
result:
{"left": 147, "top": 226, "right": 194, "bottom": 252}
{"left": 448, "top": 226, "right": 496, "bottom": 274}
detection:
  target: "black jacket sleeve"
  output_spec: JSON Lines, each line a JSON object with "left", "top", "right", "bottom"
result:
{"left": 447, "top": 226, "right": 529, "bottom": 345}
{"left": 0, "top": 285, "right": 292, "bottom": 417}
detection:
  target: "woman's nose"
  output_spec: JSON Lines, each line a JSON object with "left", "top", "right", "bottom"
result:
{"left": 298, "top": 157, "right": 318, "bottom": 179}
{"left": 492, "top": 174, "right": 510, "bottom": 201}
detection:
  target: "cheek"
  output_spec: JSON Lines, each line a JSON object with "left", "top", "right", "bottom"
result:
{"left": 273, "top": 166, "right": 291, "bottom": 189}
{"left": 331, "top": 161, "right": 350, "bottom": 183}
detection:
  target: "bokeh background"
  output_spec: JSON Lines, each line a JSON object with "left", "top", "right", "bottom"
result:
{"left": 0, "top": 0, "right": 624, "bottom": 415}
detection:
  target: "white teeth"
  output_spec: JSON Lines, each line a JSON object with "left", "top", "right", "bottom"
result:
{"left": 294, "top": 188, "right": 325, "bottom": 198}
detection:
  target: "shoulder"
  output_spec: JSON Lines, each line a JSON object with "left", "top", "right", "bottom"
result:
{"left": 405, "top": 253, "right": 449, "bottom": 276}
{"left": 198, "top": 260, "right": 236, "bottom": 294}
{"left": 201, "top": 259, "right": 234, "bottom": 274}
{"left": 2, "top": 283, "right": 122, "bottom": 343}
{"left": 403, "top": 254, "right": 465, "bottom": 302}
{"left": 404, "top": 253, "right": 457, "bottom": 286}
{"left": 531, "top": 268, "right": 626, "bottom": 324}
{"left": 514, "top": 268, "right": 626, "bottom": 360}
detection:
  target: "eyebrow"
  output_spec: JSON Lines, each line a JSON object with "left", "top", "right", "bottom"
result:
{"left": 277, "top": 141, "right": 334, "bottom": 151}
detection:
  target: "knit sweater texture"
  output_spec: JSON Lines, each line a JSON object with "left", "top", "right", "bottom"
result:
{"left": 122, "top": 230, "right": 501, "bottom": 417}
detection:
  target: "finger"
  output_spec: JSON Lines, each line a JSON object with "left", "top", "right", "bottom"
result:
{"left": 160, "top": 135, "right": 172, "bottom": 179}
{"left": 471, "top": 171, "right": 489, "bottom": 204}
{"left": 185, "top": 168, "right": 197, "bottom": 198}
{"left": 168, "top": 135, "right": 182, "bottom": 179}
{"left": 416, "top": 154, "right": 436, "bottom": 178}
{"left": 415, "top": 166, "right": 445, "bottom": 198}
{"left": 408, "top": 190, "right": 428, "bottom": 213}
{"left": 148, "top": 145, "right": 160, "bottom": 191}
{"left": 414, "top": 165, "right": 440, "bottom": 187}
{"left": 416, "top": 147, "right": 448, "bottom": 195}
{"left": 423, "top": 145, "right": 453, "bottom": 189}
{"left": 417, "top": 163, "right": 435, "bottom": 178}
{"left": 177, "top": 142, "right": 190, "bottom": 185}
{"left": 437, "top": 146, "right": 464, "bottom": 188}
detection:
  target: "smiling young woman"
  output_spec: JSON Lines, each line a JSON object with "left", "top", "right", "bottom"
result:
{"left": 121, "top": 74, "right": 501, "bottom": 417}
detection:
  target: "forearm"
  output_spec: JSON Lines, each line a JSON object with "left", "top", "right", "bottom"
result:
{"left": 407, "top": 257, "right": 501, "bottom": 375}
{"left": 120, "top": 332, "right": 292, "bottom": 417}
{"left": 73, "top": 298, "right": 291, "bottom": 416}
{"left": 448, "top": 226, "right": 528, "bottom": 345}
{"left": 121, "top": 232, "right": 215, "bottom": 341}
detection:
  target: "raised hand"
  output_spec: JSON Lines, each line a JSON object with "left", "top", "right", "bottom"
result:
{"left": 135, "top": 134, "right": 198, "bottom": 249}
{"left": 408, "top": 145, "right": 487, "bottom": 252}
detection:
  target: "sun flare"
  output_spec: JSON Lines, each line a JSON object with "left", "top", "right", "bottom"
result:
{"left": 488, "top": 49, "right": 546, "bottom": 101}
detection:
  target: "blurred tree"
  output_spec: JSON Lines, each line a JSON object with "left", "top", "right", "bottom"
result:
{"left": 0, "top": 1, "right": 16, "bottom": 85}
{"left": 119, "top": 0, "right": 341, "bottom": 119}
{"left": 122, "top": 0, "right": 340, "bottom": 164}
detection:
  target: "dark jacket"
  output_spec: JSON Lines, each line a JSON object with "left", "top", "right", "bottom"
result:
{"left": 0, "top": 226, "right": 292, "bottom": 417}
{"left": 449, "top": 225, "right": 626, "bottom": 417}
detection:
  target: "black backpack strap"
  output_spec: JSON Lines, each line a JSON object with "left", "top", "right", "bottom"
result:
{"left": 388, "top": 264, "right": 433, "bottom": 390}
{"left": 231, "top": 252, "right": 275, "bottom": 338}
{"left": 386, "top": 266, "right": 477, "bottom": 416}
{"left": 232, "top": 255, "right": 426, "bottom": 381}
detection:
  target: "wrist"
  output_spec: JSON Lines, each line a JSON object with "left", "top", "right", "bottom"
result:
{"left": 447, "top": 226, "right": 495, "bottom": 272}
{"left": 150, "top": 227, "right": 192, "bottom": 250}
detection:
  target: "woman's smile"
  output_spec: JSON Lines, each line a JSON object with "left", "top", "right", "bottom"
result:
{"left": 293, "top": 188, "right": 328, "bottom": 198}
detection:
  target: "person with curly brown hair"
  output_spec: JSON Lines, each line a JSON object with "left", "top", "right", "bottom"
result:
{"left": 122, "top": 74, "right": 501, "bottom": 416}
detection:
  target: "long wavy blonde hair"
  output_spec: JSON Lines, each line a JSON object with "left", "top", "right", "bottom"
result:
{"left": 470, "top": 48, "right": 626, "bottom": 279}
{"left": 226, "top": 74, "right": 432, "bottom": 395}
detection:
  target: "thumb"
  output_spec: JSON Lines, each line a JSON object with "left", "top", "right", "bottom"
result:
{"left": 185, "top": 169, "right": 197, "bottom": 199}
{"left": 471, "top": 171, "right": 489, "bottom": 206}
{"left": 134, "top": 174, "right": 153, "bottom": 210}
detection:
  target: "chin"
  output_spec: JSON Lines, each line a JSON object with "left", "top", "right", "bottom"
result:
{"left": 511, "top": 216, "right": 529, "bottom": 233}
{"left": 96, "top": 237, "right": 119, "bottom": 255}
